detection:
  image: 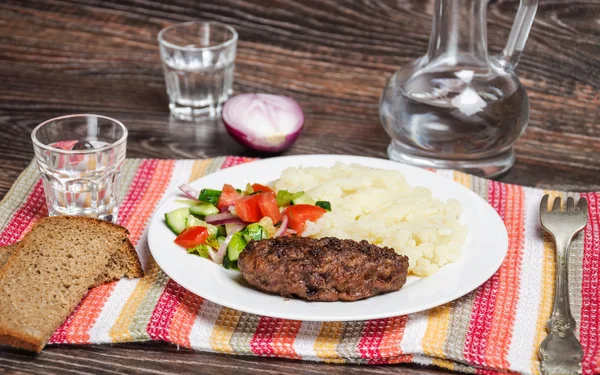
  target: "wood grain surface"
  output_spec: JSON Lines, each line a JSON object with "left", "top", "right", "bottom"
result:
{"left": 0, "top": 0, "right": 598, "bottom": 374}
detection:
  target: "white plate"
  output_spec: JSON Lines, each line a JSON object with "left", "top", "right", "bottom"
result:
{"left": 148, "top": 155, "right": 508, "bottom": 321}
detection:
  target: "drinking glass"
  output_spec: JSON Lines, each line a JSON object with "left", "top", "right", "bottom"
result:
{"left": 158, "top": 21, "right": 238, "bottom": 120}
{"left": 31, "top": 114, "right": 128, "bottom": 222}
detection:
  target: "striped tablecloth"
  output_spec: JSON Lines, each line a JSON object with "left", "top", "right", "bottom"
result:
{"left": 0, "top": 156, "right": 598, "bottom": 375}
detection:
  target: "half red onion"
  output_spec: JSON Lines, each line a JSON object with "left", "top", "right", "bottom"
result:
{"left": 205, "top": 212, "right": 244, "bottom": 225}
{"left": 179, "top": 184, "right": 200, "bottom": 200}
{"left": 222, "top": 93, "right": 304, "bottom": 153}
{"left": 273, "top": 215, "right": 289, "bottom": 238}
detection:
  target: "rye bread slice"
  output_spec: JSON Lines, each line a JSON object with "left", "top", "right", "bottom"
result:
{"left": 0, "top": 242, "right": 142, "bottom": 285}
{"left": 0, "top": 216, "right": 143, "bottom": 352}
{"left": 0, "top": 244, "right": 16, "bottom": 268}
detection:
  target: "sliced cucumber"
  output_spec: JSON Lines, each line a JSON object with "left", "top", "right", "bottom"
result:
{"left": 185, "top": 215, "right": 218, "bottom": 236}
{"left": 291, "top": 192, "right": 315, "bottom": 205}
{"left": 189, "top": 203, "right": 219, "bottom": 217}
{"left": 165, "top": 207, "right": 190, "bottom": 234}
{"left": 242, "top": 223, "right": 270, "bottom": 242}
{"left": 227, "top": 232, "right": 247, "bottom": 262}
{"left": 223, "top": 256, "right": 238, "bottom": 270}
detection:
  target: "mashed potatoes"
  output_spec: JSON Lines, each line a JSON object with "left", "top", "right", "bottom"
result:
{"left": 272, "top": 163, "right": 467, "bottom": 276}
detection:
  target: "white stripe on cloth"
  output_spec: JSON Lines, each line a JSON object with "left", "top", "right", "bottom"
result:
{"left": 293, "top": 321, "right": 322, "bottom": 361}
{"left": 400, "top": 310, "right": 429, "bottom": 355}
{"left": 189, "top": 301, "right": 223, "bottom": 352}
{"left": 507, "top": 188, "right": 545, "bottom": 373}
{"left": 88, "top": 278, "right": 140, "bottom": 343}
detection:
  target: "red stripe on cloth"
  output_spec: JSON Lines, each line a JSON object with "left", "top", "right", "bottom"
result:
{"left": 221, "top": 156, "right": 255, "bottom": 169}
{"left": 358, "top": 319, "right": 388, "bottom": 362}
{"left": 580, "top": 192, "right": 600, "bottom": 375}
{"left": 64, "top": 282, "right": 118, "bottom": 343}
{"left": 250, "top": 317, "right": 284, "bottom": 356}
{"left": 463, "top": 181, "right": 505, "bottom": 366}
{"left": 116, "top": 160, "right": 158, "bottom": 228}
{"left": 48, "top": 292, "right": 88, "bottom": 344}
{"left": 0, "top": 180, "right": 45, "bottom": 246}
{"left": 147, "top": 279, "right": 187, "bottom": 341}
{"left": 369, "top": 315, "right": 409, "bottom": 364}
{"left": 168, "top": 290, "right": 205, "bottom": 348}
{"left": 484, "top": 184, "right": 525, "bottom": 368}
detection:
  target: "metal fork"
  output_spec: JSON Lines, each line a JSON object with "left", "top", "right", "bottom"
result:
{"left": 539, "top": 195, "right": 587, "bottom": 375}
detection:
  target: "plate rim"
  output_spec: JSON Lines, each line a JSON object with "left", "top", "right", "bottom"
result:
{"left": 148, "top": 154, "right": 508, "bottom": 321}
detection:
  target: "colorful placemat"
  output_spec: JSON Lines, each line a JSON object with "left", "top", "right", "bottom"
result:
{"left": 0, "top": 157, "right": 598, "bottom": 375}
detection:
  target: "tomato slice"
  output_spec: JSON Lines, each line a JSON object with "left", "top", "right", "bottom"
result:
{"left": 251, "top": 183, "right": 273, "bottom": 193}
{"left": 218, "top": 184, "right": 242, "bottom": 210}
{"left": 174, "top": 226, "right": 209, "bottom": 248}
{"left": 285, "top": 204, "right": 327, "bottom": 235}
{"left": 235, "top": 195, "right": 263, "bottom": 222}
{"left": 256, "top": 192, "right": 281, "bottom": 223}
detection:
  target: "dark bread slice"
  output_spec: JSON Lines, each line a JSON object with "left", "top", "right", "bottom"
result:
{"left": 0, "top": 216, "right": 143, "bottom": 352}
{"left": 0, "top": 244, "right": 16, "bottom": 268}
{"left": 0, "top": 242, "right": 142, "bottom": 285}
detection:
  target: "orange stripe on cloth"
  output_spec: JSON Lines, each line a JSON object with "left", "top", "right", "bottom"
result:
{"left": 65, "top": 282, "right": 118, "bottom": 343}
{"left": 209, "top": 308, "right": 244, "bottom": 353}
{"left": 314, "top": 322, "right": 345, "bottom": 363}
{"left": 530, "top": 191, "right": 561, "bottom": 375}
{"left": 273, "top": 320, "right": 302, "bottom": 359}
{"left": 109, "top": 160, "right": 176, "bottom": 341}
{"left": 484, "top": 184, "right": 525, "bottom": 368}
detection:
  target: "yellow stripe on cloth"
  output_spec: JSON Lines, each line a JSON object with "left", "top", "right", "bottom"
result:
{"left": 314, "top": 322, "right": 345, "bottom": 363}
{"left": 423, "top": 304, "right": 453, "bottom": 367}
{"left": 190, "top": 159, "right": 211, "bottom": 182}
{"left": 210, "top": 308, "right": 244, "bottom": 353}
{"left": 108, "top": 260, "right": 161, "bottom": 342}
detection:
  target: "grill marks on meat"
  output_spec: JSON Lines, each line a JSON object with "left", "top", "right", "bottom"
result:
{"left": 238, "top": 237, "right": 409, "bottom": 302}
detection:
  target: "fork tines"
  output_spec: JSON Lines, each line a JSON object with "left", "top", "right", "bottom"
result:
{"left": 540, "top": 195, "right": 588, "bottom": 215}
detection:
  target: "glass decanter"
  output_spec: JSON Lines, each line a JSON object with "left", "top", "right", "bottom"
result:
{"left": 380, "top": 0, "right": 538, "bottom": 178}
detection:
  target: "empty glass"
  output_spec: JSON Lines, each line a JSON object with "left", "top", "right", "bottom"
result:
{"left": 31, "top": 114, "right": 128, "bottom": 222}
{"left": 158, "top": 21, "right": 238, "bottom": 120}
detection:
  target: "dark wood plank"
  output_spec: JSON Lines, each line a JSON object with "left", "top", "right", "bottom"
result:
{"left": 0, "top": 0, "right": 599, "bottom": 374}
{"left": 1, "top": 343, "right": 453, "bottom": 375}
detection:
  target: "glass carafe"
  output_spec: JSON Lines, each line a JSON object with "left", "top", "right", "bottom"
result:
{"left": 380, "top": 0, "right": 538, "bottom": 178}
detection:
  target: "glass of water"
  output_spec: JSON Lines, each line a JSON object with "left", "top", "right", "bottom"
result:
{"left": 158, "top": 21, "right": 238, "bottom": 120}
{"left": 31, "top": 114, "right": 128, "bottom": 223}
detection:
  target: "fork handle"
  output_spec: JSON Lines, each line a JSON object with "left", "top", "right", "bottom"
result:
{"left": 548, "top": 234, "right": 577, "bottom": 335}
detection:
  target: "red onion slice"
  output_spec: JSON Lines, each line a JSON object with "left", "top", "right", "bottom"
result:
{"left": 205, "top": 212, "right": 243, "bottom": 225}
{"left": 226, "top": 223, "right": 246, "bottom": 236}
{"left": 179, "top": 184, "right": 200, "bottom": 200}
{"left": 273, "top": 215, "right": 289, "bottom": 238}
{"left": 215, "top": 225, "right": 245, "bottom": 264}
{"left": 222, "top": 93, "right": 304, "bottom": 153}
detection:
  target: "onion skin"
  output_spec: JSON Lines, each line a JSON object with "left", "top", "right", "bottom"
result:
{"left": 222, "top": 94, "right": 305, "bottom": 153}
{"left": 224, "top": 124, "right": 303, "bottom": 153}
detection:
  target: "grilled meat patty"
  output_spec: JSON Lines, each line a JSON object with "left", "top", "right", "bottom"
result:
{"left": 238, "top": 236, "right": 409, "bottom": 302}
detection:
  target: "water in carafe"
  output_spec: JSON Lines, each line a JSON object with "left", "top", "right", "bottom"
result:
{"left": 380, "top": 0, "right": 538, "bottom": 178}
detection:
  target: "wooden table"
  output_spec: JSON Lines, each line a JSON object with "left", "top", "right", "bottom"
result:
{"left": 0, "top": 0, "right": 598, "bottom": 373}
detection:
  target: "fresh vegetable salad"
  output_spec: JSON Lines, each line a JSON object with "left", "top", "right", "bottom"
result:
{"left": 165, "top": 182, "right": 331, "bottom": 269}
